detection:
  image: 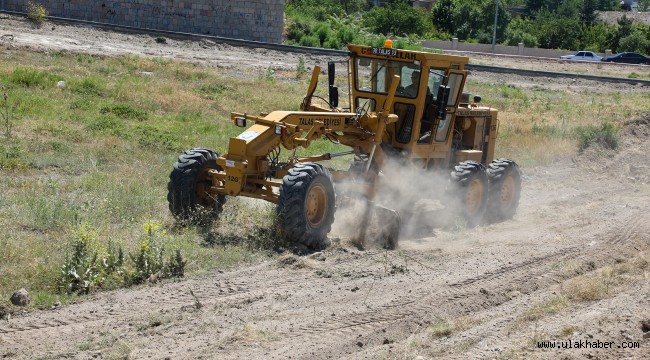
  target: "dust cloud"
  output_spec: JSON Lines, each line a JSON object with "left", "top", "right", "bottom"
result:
{"left": 331, "top": 157, "right": 465, "bottom": 249}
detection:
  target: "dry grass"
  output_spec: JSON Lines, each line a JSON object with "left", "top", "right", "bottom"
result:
{"left": 228, "top": 323, "right": 278, "bottom": 345}
{"left": 464, "top": 81, "right": 650, "bottom": 165}
{"left": 517, "top": 296, "right": 570, "bottom": 323}
{"left": 515, "top": 249, "right": 650, "bottom": 327}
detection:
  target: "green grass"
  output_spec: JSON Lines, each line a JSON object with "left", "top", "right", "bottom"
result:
{"left": 0, "top": 49, "right": 334, "bottom": 306}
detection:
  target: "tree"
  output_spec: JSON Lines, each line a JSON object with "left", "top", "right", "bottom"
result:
{"left": 535, "top": 8, "right": 580, "bottom": 49}
{"left": 362, "top": 0, "right": 433, "bottom": 36}
{"left": 639, "top": 0, "right": 650, "bottom": 11}
{"left": 339, "top": 0, "right": 367, "bottom": 13}
{"left": 454, "top": 0, "right": 510, "bottom": 43}
{"left": 504, "top": 17, "right": 539, "bottom": 47}
{"left": 596, "top": 0, "right": 620, "bottom": 11}
{"left": 526, "top": 0, "right": 564, "bottom": 13}
{"left": 579, "top": 22, "right": 616, "bottom": 51}
{"left": 581, "top": 0, "right": 599, "bottom": 26}
{"left": 619, "top": 30, "right": 650, "bottom": 54}
{"left": 431, "top": 0, "right": 457, "bottom": 34}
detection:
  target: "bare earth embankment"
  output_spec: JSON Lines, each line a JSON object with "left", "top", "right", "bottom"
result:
{"left": 1, "top": 14, "right": 650, "bottom": 360}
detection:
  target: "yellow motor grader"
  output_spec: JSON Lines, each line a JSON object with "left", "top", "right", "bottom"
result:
{"left": 167, "top": 41, "right": 521, "bottom": 250}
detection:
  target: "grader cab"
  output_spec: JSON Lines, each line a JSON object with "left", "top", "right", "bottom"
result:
{"left": 167, "top": 42, "right": 522, "bottom": 250}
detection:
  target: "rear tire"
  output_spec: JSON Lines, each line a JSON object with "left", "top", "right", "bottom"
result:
{"left": 277, "top": 163, "right": 336, "bottom": 251}
{"left": 167, "top": 148, "right": 226, "bottom": 223}
{"left": 451, "top": 161, "right": 488, "bottom": 227}
{"left": 487, "top": 159, "right": 522, "bottom": 221}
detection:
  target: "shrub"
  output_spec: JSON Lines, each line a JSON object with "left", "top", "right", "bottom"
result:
{"left": 296, "top": 55, "right": 307, "bottom": 78}
{"left": 362, "top": 0, "right": 433, "bottom": 37}
{"left": 9, "top": 68, "right": 62, "bottom": 88}
{"left": 134, "top": 124, "right": 179, "bottom": 151}
{"left": 314, "top": 23, "right": 332, "bottom": 44}
{"left": 575, "top": 122, "right": 619, "bottom": 152}
{"left": 27, "top": 1, "right": 48, "bottom": 24}
{"left": 299, "top": 34, "right": 321, "bottom": 47}
{"left": 323, "top": 34, "right": 342, "bottom": 49}
{"left": 86, "top": 115, "right": 125, "bottom": 135}
{"left": 71, "top": 77, "right": 106, "bottom": 97}
{"left": 57, "top": 222, "right": 186, "bottom": 294}
{"left": 618, "top": 30, "right": 650, "bottom": 55}
{"left": 129, "top": 222, "right": 186, "bottom": 283}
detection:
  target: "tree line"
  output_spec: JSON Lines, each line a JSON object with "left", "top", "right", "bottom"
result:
{"left": 285, "top": 0, "right": 650, "bottom": 54}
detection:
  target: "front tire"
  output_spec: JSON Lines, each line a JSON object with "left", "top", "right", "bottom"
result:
{"left": 487, "top": 159, "right": 522, "bottom": 221}
{"left": 167, "top": 148, "right": 226, "bottom": 223}
{"left": 451, "top": 161, "right": 488, "bottom": 227}
{"left": 277, "top": 163, "right": 336, "bottom": 251}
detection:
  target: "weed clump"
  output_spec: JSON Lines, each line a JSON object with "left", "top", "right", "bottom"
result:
{"left": 100, "top": 103, "right": 147, "bottom": 121}
{"left": 70, "top": 77, "right": 106, "bottom": 97}
{"left": 57, "top": 223, "right": 105, "bottom": 294}
{"left": 130, "top": 222, "right": 187, "bottom": 284}
{"left": 27, "top": 1, "right": 48, "bottom": 24}
{"left": 296, "top": 55, "right": 307, "bottom": 79}
{"left": 57, "top": 222, "right": 187, "bottom": 295}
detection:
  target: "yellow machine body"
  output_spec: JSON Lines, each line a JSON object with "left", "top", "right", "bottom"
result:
{"left": 209, "top": 44, "right": 500, "bottom": 204}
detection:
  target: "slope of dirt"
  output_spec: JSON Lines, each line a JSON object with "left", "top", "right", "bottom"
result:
{"left": 2, "top": 115, "right": 649, "bottom": 359}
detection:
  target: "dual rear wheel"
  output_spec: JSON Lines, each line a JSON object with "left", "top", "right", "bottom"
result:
{"left": 451, "top": 159, "right": 522, "bottom": 227}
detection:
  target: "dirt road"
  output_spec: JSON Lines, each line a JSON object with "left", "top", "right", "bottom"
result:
{"left": 1, "top": 14, "right": 649, "bottom": 360}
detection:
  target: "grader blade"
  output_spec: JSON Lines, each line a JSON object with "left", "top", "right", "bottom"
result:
{"left": 355, "top": 200, "right": 400, "bottom": 250}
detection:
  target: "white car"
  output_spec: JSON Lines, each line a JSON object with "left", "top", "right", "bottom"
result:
{"left": 560, "top": 51, "right": 603, "bottom": 62}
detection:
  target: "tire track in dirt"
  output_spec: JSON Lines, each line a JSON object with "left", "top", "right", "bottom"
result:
{"left": 457, "top": 213, "right": 650, "bottom": 359}
{"left": 252, "top": 212, "right": 650, "bottom": 358}
{"left": 0, "top": 265, "right": 315, "bottom": 336}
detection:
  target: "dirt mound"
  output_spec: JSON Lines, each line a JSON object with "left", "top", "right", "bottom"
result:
{"left": 577, "top": 112, "right": 650, "bottom": 183}
{"left": 621, "top": 112, "right": 650, "bottom": 140}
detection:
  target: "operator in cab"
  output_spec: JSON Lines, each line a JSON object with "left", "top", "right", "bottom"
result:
{"left": 401, "top": 71, "right": 420, "bottom": 98}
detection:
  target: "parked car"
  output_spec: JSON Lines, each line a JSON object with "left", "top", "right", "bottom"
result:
{"left": 601, "top": 52, "right": 650, "bottom": 65}
{"left": 560, "top": 51, "right": 603, "bottom": 61}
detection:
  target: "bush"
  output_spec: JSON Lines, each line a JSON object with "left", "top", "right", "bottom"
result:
{"left": 314, "top": 23, "right": 332, "bottom": 44}
{"left": 57, "top": 222, "right": 186, "bottom": 295}
{"left": 129, "top": 222, "right": 186, "bottom": 284}
{"left": 70, "top": 77, "right": 106, "bottom": 97}
{"left": 575, "top": 122, "right": 619, "bottom": 152}
{"left": 618, "top": 30, "right": 650, "bottom": 55}
{"left": 299, "top": 34, "right": 321, "bottom": 47}
{"left": 296, "top": 55, "right": 307, "bottom": 78}
{"left": 27, "top": 1, "right": 48, "bottom": 24}
{"left": 323, "top": 34, "right": 342, "bottom": 49}
{"left": 134, "top": 124, "right": 179, "bottom": 151}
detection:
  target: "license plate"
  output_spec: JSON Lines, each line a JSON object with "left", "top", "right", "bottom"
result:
{"left": 371, "top": 47, "right": 397, "bottom": 57}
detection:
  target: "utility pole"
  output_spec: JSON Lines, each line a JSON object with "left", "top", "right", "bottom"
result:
{"left": 491, "top": 0, "right": 499, "bottom": 53}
